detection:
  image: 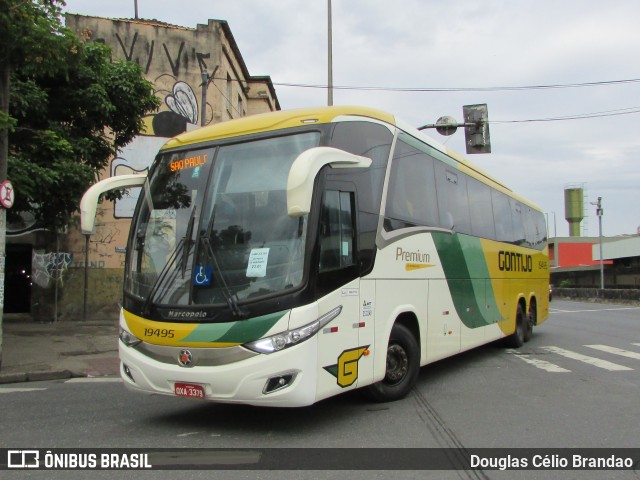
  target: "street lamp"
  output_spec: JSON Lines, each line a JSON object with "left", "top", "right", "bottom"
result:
{"left": 590, "top": 197, "right": 604, "bottom": 289}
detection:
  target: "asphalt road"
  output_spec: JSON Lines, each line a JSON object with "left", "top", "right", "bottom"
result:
{"left": 1, "top": 299, "right": 639, "bottom": 480}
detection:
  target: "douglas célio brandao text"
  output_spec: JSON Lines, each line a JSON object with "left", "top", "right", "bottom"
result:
{"left": 470, "top": 453, "right": 635, "bottom": 470}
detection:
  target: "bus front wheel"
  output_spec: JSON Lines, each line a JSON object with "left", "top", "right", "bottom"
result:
{"left": 365, "top": 323, "right": 420, "bottom": 402}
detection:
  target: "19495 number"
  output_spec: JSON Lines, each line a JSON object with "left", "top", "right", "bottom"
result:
{"left": 144, "top": 328, "right": 175, "bottom": 338}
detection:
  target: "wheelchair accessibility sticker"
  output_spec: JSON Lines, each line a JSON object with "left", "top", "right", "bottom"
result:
{"left": 193, "top": 265, "right": 212, "bottom": 286}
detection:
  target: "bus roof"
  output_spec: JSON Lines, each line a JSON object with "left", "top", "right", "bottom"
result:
{"left": 160, "top": 105, "right": 542, "bottom": 212}
{"left": 161, "top": 106, "right": 395, "bottom": 150}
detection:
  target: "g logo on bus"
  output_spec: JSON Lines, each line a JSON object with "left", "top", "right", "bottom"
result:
{"left": 323, "top": 346, "right": 369, "bottom": 388}
{"left": 178, "top": 349, "right": 193, "bottom": 367}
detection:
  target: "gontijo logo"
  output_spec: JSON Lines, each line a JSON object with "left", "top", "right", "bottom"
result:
{"left": 498, "top": 250, "right": 533, "bottom": 272}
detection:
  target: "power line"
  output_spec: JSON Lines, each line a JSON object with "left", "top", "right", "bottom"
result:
{"left": 214, "top": 75, "right": 640, "bottom": 123}
{"left": 270, "top": 77, "right": 640, "bottom": 93}
{"left": 491, "top": 106, "right": 640, "bottom": 124}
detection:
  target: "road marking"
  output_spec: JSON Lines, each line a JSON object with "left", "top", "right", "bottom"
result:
{"left": 585, "top": 345, "right": 640, "bottom": 361}
{"left": 0, "top": 387, "right": 47, "bottom": 393}
{"left": 550, "top": 306, "right": 640, "bottom": 314}
{"left": 541, "top": 346, "right": 633, "bottom": 371}
{"left": 65, "top": 377, "right": 123, "bottom": 383}
{"left": 509, "top": 353, "right": 571, "bottom": 372}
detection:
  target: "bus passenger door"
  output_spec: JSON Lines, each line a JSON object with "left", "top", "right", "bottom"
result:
{"left": 315, "top": 190, "right": 366, "bottom": 401}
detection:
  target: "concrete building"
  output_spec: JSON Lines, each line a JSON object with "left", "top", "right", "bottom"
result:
{"left": 5, "top": 14, "right": 280, "bottom": 320}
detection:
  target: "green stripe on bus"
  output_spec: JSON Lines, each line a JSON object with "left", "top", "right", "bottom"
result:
{"left": 181, "top": 310, "right": 289, "bottom": 344}
{"left": 432, "top": 233, "right": 500, "bottom": 328}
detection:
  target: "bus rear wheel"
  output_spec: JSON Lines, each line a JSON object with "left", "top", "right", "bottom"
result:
{"left": 524, "top": 302, "right": 536, "bottom": 343}
{"left": 365, "top": 323, "right": 419, "bottom": 402}
{"left": 504, "top": 304, "right": 525, "bottom": 348}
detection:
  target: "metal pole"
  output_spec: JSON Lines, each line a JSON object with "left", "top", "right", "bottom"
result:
{"left": 327, "top": 0, "right": 333, "bottom": 106}
{"left": 54, "top": 233, "right": 59, "bottom": 322}
{"left": 134, "top": 0, "right": 139, "bottom": 19}
{"left": 201, "top": 71, "right": 208, "bottom": 127}
{"left": 590, "top": 197, "right": 604, "bottom": 289}
{"left": 83, "top": 234, "right": 89, "bottom": 321}
{"left": 597, "top": 198, "right": 604, "bottom": 289}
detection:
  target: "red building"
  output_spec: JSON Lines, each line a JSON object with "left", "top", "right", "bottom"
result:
{"left": 549, "top": 236, "right": 639, "bottom": 288}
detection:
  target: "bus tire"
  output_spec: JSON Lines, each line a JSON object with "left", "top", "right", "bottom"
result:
{"left": 524, "top": 302, "right": 536, "bottom": 343}
{"left": 364, "top": 323, "right": 420, "bottom": 402}
{"left": 504, "top": 304, "right": 525, "bottom": 348}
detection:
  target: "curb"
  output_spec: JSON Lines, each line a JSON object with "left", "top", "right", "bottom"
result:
{"left": 0, "top": 370, "right": 73, "bottom": 385}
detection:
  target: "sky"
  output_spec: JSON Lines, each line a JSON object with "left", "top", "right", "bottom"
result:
{"left": 62, "top": 0, "right": 640, "bottom": 238}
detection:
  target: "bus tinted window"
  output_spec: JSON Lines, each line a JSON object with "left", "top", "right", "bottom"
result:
{"left": 319, "top": 190, "right": 356, "bottom": 271}
{"left": 386, "top": 139, "right": 439, "bottom": 227}
{"left": 492, "top": 190, "right": 515, "bottom": 243}
{"left": 524, "top": 205, "right": 548, "bottom": 248}
{"left": 510, "top": 199, "right": 527, "bottom": 246}
{"left": 328, "top": 121, "right": 393, "bottom": 214}
{"left": 468, "top": 177, "right": 496, "bottom": 239}
{"left": 435, "top": 162, "right": 471, "bottom": 234}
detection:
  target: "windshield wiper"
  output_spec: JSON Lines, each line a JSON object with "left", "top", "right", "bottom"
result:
{"left": 141, "top": 237, "right": 186, "bottom": 316}
{"left": 201, "top": 236, "right": 245, "bottom": 317}
{"left": 181, "top": 206, "right": 197, "bottom": 278}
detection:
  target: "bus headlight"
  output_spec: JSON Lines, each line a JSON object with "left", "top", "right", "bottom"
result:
{"left": 119, "top": 327, "right": 142, "bottom": 347}
{"left": 244, "top": 306, "right": 342, "bottom": 354}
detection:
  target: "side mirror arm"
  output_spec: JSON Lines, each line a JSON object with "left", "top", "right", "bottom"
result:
{"left": 80, "top": 174, "right": 147, "bottom": 234}
{"left": 286, "top": 147, "right": 371, "bottom": 216}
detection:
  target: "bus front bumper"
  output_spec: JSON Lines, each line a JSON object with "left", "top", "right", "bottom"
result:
{"left": 118, "top": 338, "right": 319, "bottom": 407}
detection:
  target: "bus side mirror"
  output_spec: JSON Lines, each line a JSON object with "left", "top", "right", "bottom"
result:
{"left": 286, "top": 147, "right": 371, "bottom": 216}
{"left": 80, "top": 174, "right": 148, "bottom": 234}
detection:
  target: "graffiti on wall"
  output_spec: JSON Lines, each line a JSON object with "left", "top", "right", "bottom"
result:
{"left": 32, "top": 251, "right": 73, "bottom": 288}
{"left": 110, "top": 28, "right": 214, "bottom": 130}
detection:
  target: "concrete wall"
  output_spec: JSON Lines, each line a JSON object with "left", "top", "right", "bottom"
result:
{"left": 553, "top": 288, "right": 640, "bottom": 305}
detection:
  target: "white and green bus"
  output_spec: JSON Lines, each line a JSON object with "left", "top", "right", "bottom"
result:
{"left": 81, "top": 105, "right": 549, "bottom": 407}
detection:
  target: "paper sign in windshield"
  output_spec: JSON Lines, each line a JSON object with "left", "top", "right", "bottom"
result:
{"left": 246, "top": 248, "right": 270, "bottom": 277}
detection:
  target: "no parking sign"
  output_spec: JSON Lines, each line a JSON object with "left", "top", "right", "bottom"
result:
{"left": 0, "top": 180, "right": 14, "bottom": 209}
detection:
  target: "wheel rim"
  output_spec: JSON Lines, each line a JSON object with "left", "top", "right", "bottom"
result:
{"left": 385, "top": 343, "right": 408, "bottom": 384}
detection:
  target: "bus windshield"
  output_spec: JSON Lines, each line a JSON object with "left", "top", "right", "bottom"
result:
{"left": 125, "top": 131, "right": 321, "bottom": 310}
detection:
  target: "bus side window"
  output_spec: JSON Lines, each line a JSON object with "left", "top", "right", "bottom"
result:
{"left": 492, "top": 190, "right": 515, "bottom": 244}
{"left": 435, "top": 163, "right": 471, "bottom": 234}
{"left": 386, "top": 140, "right": 439, "bottom": 228}
{"left": 319, "top": 191, "right": 356, "bottom": 272}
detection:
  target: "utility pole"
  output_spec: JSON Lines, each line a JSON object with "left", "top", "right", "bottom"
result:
{"left": 327, "top": 0, "right": 333, "bottom": 106}
{"left": 591, "top": 197, "right": 604, "bottom": 289}
{"left": 201, "top": 70, "right": 208, "bottom": 127}
{"left": 0, "top": 63, "right": 10, "bottom": 369}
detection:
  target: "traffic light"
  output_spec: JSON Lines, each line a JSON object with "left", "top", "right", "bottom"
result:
{"left": 463, "top": 104, "right": 491, "bottom": 154}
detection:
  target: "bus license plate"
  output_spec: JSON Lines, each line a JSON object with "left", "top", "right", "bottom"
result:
{"left": 174, "top": 383, "right": 205, "bottom": 399}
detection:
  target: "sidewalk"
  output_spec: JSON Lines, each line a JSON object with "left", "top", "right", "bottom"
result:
{"left": 0, "top": 317, "right": 120, "bottom": 384}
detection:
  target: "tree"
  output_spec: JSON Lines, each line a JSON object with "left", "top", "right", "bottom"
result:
{"left": 6, "top": 8, "right": 160, "bottom": 230}
{"left": 1, "top": 0, "right": 71, "bottom": 368}
{"left": 0, "top": 0, "right": 160, "bottom": 367}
